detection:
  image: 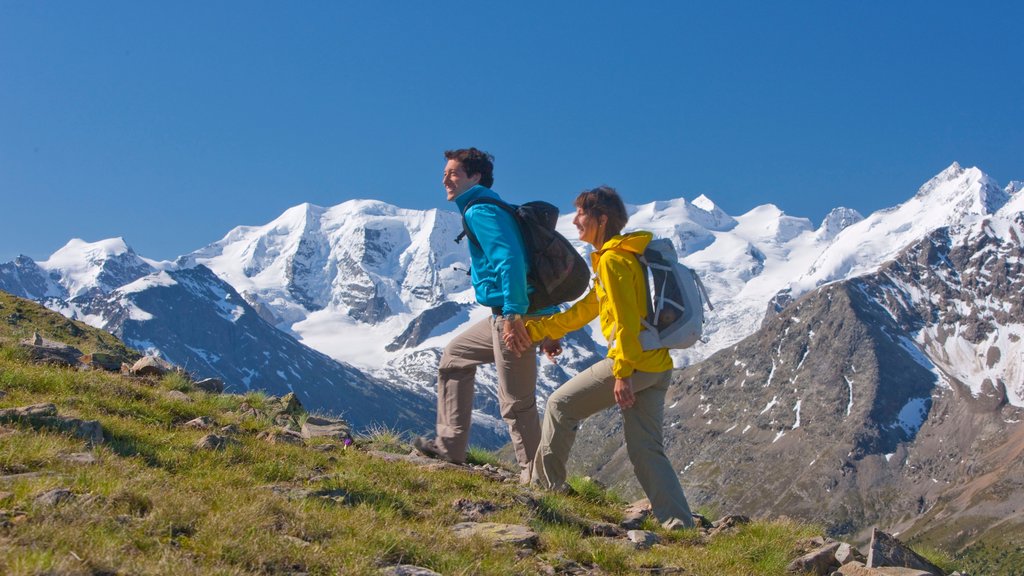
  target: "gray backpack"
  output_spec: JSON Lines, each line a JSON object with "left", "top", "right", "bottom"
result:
{"left": 636, "top": 238, "right": 713, "bottom": 351}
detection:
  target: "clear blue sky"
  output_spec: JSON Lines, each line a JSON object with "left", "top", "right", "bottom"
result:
{"left": 2, "top": 1, "right": 1021, "bottom": 262}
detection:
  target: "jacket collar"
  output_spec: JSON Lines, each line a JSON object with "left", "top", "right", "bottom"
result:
{"left": 453, "top": 185, "right": 496, "bottom": 212}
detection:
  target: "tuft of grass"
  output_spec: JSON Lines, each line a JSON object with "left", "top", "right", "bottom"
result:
{"left": 567, "top": 475, "right": 624, "bottom": 507}
{"left": 465, "top": 446, "right": 505, "bottom": 468}
{"left": 360, "top": 423, "right": 405, "bottom": 453}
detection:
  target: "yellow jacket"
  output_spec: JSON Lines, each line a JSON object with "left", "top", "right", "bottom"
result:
{"left": 525, "top": 231, "right": 673, "bottom": 379}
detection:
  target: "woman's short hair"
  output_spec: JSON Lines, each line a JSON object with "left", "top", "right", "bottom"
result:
{"left": 575, "top": 185, "right": 628, "bottom": 244}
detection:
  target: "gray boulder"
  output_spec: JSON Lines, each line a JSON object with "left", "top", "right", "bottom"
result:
{"left": 866, "top": 529, "right": 946, "bottom": 575}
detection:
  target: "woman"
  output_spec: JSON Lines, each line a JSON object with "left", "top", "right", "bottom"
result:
{"left": 507, "top": 186, "right": 695, "bottom": 530}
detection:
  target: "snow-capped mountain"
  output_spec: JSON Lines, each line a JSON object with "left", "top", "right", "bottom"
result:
{"left": 3, "top": 163, "right": 1021, "bottom": 450}
{"left": 567, "top": 166, "right": 1024, "bottom": 547}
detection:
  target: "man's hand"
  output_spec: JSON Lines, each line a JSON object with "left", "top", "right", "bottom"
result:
{"left": 501, "top": 315, "right": 532, "bottom": 358}
{"left": 539, "top": 338, "right": 563, "bottom": 363}
{"left": 614, "top": 377, "right": 635, "bottom": 410}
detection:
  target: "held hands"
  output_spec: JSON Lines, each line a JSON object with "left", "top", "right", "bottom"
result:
{"left": 614, "top": 377, "right": 635, "bottom": 410}
{"left": 539, "top": 338, "right": 562, "bottom": 363}
{"left": 501, "top": 316, "right": 532, "bottom": 358}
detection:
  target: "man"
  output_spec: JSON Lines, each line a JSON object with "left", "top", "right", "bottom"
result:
{"left": 414, "top": 147, "right": 555, "bottom": 484}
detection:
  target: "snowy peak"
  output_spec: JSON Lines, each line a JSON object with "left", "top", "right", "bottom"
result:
{"left": 184, "top": 198, "right": 472, "bottom": 331}
{"left": 734, "top": 204, "right": 813, "bottom": 245}
{"left": 816, "top": 207, "right": 864, "bottom": 240}
{"left": 913, "top": 162, "right": 1009, "bottom": 217}
{"left": 790, "top": 165, "right": 1013, "bottom": 297}
{"left": 40, "top": 237, "right": 155, "bottom": 300}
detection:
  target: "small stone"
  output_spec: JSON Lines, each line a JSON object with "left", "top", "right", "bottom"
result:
{"left": 708, "top": 514, "right": 751, "bottom": 536}
{"left": 282, "top": 535, "right": 311, "bottom": 547}
{"left": 59, "top": 452, "right": 98, "bottom": 465}
{"left": 451, "top": 522, "right": 539, "bottom": 548}
{"left": 195, "top": 434, "right": 234, "bottom": 450}
{"left": 257, "top": 429, "right": 305, "bottom": 445}
{"left": 379, "top": 566, "right": 443, "bottom": 576}
{"left": 836, "top": 542, "right": 866, "bottom": 565}
{"left": 219, "top": 424, "right": 239, "bottom": 435}
{"left": 183, "top": 416, "right": 214, "bottom": 430}
{"left": 193, "top": 378, "right": 225, "bottom": 393}
{"left": 621, "top": 506, "right": 650, "bottom": 529}
{"left": 786, "top": 541, "right": 841, "bottom": 575}
{"left": 452, "top": 498, "right": 499, "bottom": 521}
{"left": 35, "top": 488, "right": 75, "bottom": 507}
{"left": 131, "top": 356, "right": 173, "bottom": 377}
{"left": 166, "top": 390, "right": 191, "bottom": 402}
{"left": 586, "top": 521, "right": 625, "bottom": 537}
{"left": 301, "top": 415, "right": 351, "bottom": 440}
{"left": 627, "top": 529, "right": 660, "bottom": 549}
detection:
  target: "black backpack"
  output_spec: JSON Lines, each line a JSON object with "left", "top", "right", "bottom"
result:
{"left": 456, "top": 197, "right": 591, "bottom": 312}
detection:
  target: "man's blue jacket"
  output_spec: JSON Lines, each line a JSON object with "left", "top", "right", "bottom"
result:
{"left": 455, "top": 185, "right": 533, "bottom": 316}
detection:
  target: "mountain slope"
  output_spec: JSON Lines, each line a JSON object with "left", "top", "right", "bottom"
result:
{"left": 569, "top": 214, "right": 1024, "bottom": 551}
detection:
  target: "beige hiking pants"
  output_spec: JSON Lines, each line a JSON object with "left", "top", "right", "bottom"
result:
{"left": 532, "top": 358, "right": 694, "bottom": 528}
{"left": 435, "top": 316, "right": 540, "bottom": 482}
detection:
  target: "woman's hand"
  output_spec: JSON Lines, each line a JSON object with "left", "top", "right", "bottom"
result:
{"left": 614, "top": 377, "right": 635, "bottom": 410}
{"left": 539, "top": 338, "right": 562, "bottom": 362}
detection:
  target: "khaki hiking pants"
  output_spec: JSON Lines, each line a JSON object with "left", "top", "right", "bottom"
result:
{"left": 532, "top": 358, "right": 695, "bottom": 528}
{"left": 435, "top": 316, "right": 540, "bottom": 483}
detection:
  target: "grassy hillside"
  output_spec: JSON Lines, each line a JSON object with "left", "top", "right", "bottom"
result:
{"left": 0, "top": 290, "right": 138, "bottom": 361}
{"left": 0, "top": 293, "right": 977, "bottom": 575}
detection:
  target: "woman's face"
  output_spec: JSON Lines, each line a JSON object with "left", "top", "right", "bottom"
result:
{"left": 573, "top": 207, "right": 605, "bottom": 248}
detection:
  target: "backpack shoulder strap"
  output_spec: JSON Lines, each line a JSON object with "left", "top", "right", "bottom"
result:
{"left": 455, "top": 196, "right": 514, "bottom": 247}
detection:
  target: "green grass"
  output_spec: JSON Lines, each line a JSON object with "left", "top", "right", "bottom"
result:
{"left": 0, "top": 293, "right": 986, "bottom": 575}
{"left": 0, "top": 342, "right": 836, "bottom": 575}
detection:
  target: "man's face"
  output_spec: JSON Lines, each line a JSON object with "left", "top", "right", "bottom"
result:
{"left": 443, "top": 160, "right": 481, "bottom": 201}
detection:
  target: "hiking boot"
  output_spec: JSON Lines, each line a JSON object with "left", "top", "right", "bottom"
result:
{"left": 412, "top": 436, "right": 460, "bottom": 463}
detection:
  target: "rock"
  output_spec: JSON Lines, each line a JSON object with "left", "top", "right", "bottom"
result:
{"left": 586, "top": 521, "right": 625, "bottom": 537}
{"left": 627, "top": 529, "right": 660, "bottom": 549}
{"left": 709, "top": 514, "right": 751, "bottom": 536}
{"left": 451, "top": 522, "right": 539, "bottom": 548}
{"left": 18, "top": 335, "right": 82, "bottom": 366}
{"left": 80, "top": 353, "right": 124, "bottom": 372}
{"left": 837, "top": 542, "right": 867, "bottom": 565}
{"left": 193, "top": 378, "right": 225, "bottom": 393}
{"left": 0, "top": 404, "right": 103, "bottom": 445}
{"left": 621, "top": 498, "right": 652, "bottom": 529}
{"left": 453, "top": 498, "right": 499, "bottom": 521}
{"left": 690, "top": 512, "right": 714, "bottom": 530}
{"left": 59, "top": 452, "right": 98, "bottom": 465}
{"left": 833, "top": 561, "right": 937, "bottom": 575}
{"left": 786, "top": 541, "right": 841, "bottom": 575}
{"left": 219, "top": 424, "right": 239, "bottom": 435}
{"left": 236, "top": 402, "right": 264, "bottom": 419}
{"left": 300, "top": 415, "right": 351, "bottom": 440}
{"left": 866, "top": 529, "right": 946, "bottom": 575}
{"left": 182, "top": 416, "right": 213, "bottom": 430}
{"left": 257, "top": 429, "right": 305, "bottom": 445}
{"left": 35, "top": 488, "right": 75, "bottom": 507}
{"left": 282, "top": 535, "right": 311, "bottom": 547}
{"left": 1, "top": 403, "right": 58, "bottom": 418}
{"left": 195, "top": 434, "right": 235, "bottom": 450}
{"left": 0, "top": 390, "right": 7, "bottom": 399}
{"left": 379, "top": 565, "right": 443, "bottom": 576}
{"left": 131, "top": 356, "right": 174, "bottom": 377}
{"left": 165, "top": 390, "right": 191, "bottom": 402}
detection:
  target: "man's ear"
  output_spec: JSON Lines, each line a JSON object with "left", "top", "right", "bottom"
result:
{"left": 468, "top": 172, "right": 482, "bottom": 186}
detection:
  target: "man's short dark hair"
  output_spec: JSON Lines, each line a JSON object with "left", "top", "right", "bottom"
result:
{"left": 445, "top": 148, "right": 495, "bottom": 188}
